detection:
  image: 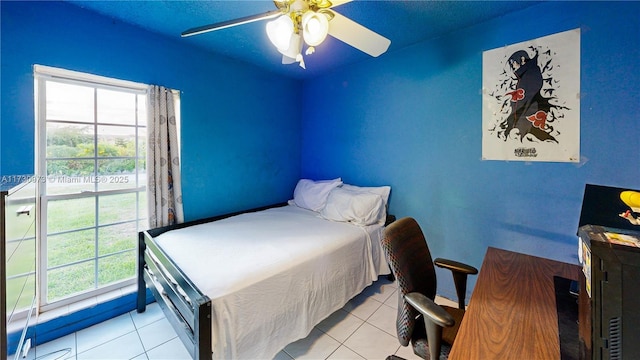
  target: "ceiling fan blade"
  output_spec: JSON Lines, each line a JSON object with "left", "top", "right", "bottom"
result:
{"left": 182, "top": 9, "right": 282, "bottom": 37}
{"left": 327, "top": 11, "right": 390, "bottom": 57}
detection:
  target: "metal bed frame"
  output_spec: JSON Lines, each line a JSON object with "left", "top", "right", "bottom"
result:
{"left": 136, "top": 203, "right": 287, "bottom": 360}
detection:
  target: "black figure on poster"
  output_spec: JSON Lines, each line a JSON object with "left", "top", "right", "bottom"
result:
{"left": 499, "top": 49, "right": 560, "bottom": 142}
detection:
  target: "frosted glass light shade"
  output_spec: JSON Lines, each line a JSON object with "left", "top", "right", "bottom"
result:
{"left": 266, "top": 15, "right": 294, "bottom": 51}
{"left": 279, "top": 33, "right": 303, "bottom": 60}
{"left": 302, "top": 11, "right": 329, "bottom": 46}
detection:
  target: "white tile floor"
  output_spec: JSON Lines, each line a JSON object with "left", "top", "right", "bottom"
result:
{"left": 18, "top": 277, "right": 456, "bottom": 360}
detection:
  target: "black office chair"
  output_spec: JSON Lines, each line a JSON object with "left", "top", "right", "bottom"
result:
{"left": 382, "top": 217, "right": 478, "bottom": 360}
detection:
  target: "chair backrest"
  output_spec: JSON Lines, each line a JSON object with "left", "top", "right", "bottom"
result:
{"left": 382, "top": 217, "right": 437, "bottom": 347}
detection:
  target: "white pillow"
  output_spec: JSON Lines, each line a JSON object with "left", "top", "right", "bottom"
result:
{"left": 292, "top": 178, "right": 342, "bottom": 212}
{"left": 341, "top": 184, "right": 391, "bottom": 208}
{"left": 321, "top": 187, "right": 386, "bottom": 226}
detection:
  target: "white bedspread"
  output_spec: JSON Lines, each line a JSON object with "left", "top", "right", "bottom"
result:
{"left": 155, "top": 205, "right": 390, "bottom": 359}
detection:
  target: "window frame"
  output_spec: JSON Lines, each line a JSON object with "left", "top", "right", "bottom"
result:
{"left": 34, "top": 65, "right": 149, "bottom": 311}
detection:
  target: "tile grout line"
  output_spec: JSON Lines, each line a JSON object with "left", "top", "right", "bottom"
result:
{"left": 130, "top": 311, "right": 151, "bottom": 357}
{"left": 34, "top": 278, "right": 402, "bottom": 360}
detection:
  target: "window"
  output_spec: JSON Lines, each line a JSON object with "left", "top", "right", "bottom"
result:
{"left": 34, "top": 66, "right": 150, "bottom": 309}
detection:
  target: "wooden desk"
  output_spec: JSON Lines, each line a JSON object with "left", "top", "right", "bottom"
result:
{"left": 448, "top": 247, "right": 582, "bottom": 360}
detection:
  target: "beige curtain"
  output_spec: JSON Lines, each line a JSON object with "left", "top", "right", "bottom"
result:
{"left": 147, "top": 85, "right": 183, "bottom": 227}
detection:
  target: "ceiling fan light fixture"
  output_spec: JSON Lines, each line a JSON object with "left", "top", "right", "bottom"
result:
{"left": 278, "top": 33, "right": 306, "bottom": 69}
{"left": 301, "top": 11, "right": 329, "bottom": 46}
{"left": 266, "top": 15, "right": 294, "bottom": 51}
{"left": 279, "top": 32, "right": 303, "bottom": 59}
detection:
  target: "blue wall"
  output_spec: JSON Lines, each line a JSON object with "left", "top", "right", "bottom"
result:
{"left": 0, "top": 1, "right": 302, "bottom": 221}
{"left": 301, "top": 1, "right": 640, "bottom": 299}
{"left": 3, "top": 0, "right": 640, "bottom": 306}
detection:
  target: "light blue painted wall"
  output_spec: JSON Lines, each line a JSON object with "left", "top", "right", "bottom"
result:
{"left": 0, "top": 1, "right": 302, "bottom": 221}
{"left": 301, "top": 1, "right": 640, "bottom": 299}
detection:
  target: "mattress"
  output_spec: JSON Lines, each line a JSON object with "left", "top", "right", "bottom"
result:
{"left": 155, "top": 204, "right": 390, "bottom": 359}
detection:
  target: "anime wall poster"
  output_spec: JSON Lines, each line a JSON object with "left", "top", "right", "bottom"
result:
{"left": 482, "top": 28, "right": 580, "bottom": 162}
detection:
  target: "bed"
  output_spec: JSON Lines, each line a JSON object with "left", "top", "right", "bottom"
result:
{"left": 137, "top": 179, "right": 393, "bottom": 359}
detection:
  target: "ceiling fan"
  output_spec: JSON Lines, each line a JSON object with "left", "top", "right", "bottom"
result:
{"left": 181, "top": 0, "right": 391, "bottom": 69}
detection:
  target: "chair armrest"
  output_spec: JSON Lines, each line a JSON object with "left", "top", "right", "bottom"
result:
{"left": 433, "top": 258, "right": 478, "bottom": 275}
{"left": 405, "top": 292, "right": 453, "bottom": 360}
{"left": 434, "top": 258, "right": 478, "bottom": 309}
{"left": 405, "top": 292, "right": 454, "bottom": 328}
